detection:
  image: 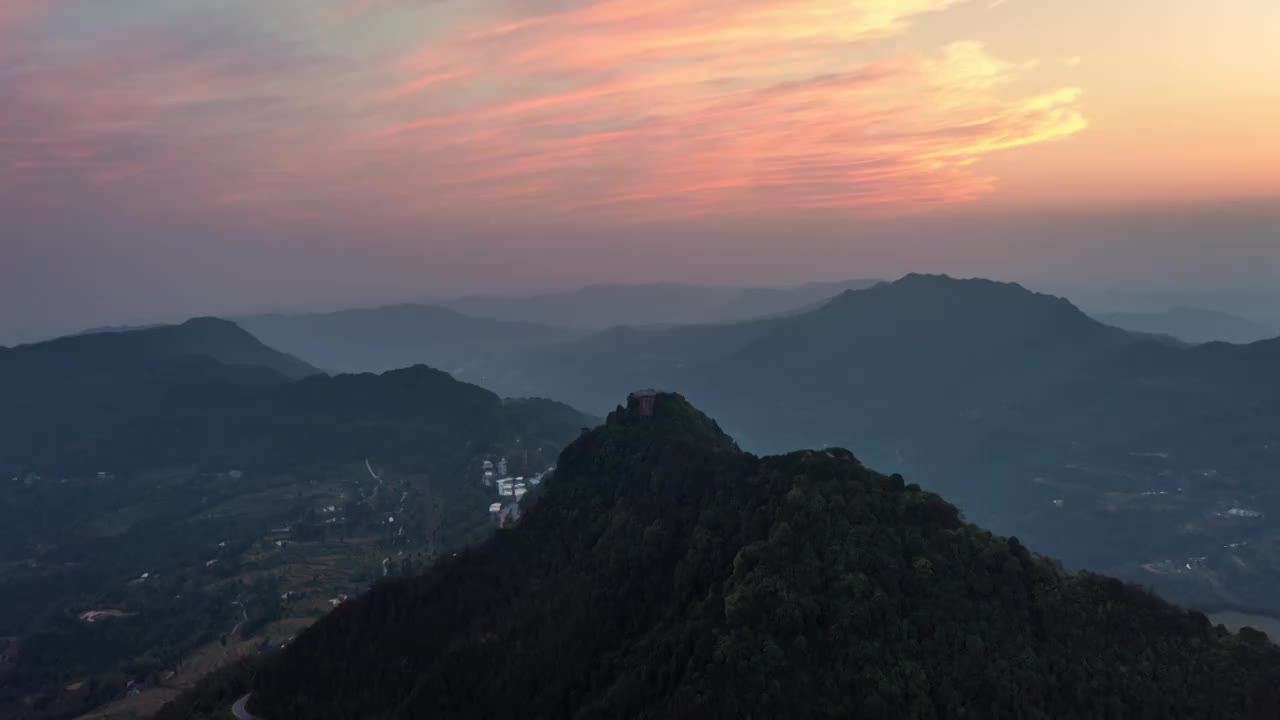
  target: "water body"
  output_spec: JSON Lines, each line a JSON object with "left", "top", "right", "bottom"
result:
{"left": 1210, "top": 611, "right": 1280, "bottom": 643}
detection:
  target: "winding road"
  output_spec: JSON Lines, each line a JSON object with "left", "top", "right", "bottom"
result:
{"left": 231, "top": 693, "right": 262, "bottom": 720}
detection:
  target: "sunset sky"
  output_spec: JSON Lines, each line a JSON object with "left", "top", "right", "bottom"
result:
{"left": 3, "top": 0, "right": 1278, "bottom": 335}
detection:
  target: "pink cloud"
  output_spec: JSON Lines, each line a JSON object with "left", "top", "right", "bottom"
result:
{"left": 363, "top": 1, "right": 1086, "bottom": 220}
{"left": 0, "top": 0, "right": 1086, "bottom": 226}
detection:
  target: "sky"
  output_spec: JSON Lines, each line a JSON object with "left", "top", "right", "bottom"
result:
{"left": 2, "top": 0, "right": 1278, "bottom": 338}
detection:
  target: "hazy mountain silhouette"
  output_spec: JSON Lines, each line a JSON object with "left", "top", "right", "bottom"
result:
{"left": 484, "top": 274, "right": 1141, "bottom": 419}
{"left": 442, "top": 279, "right": 880, "bottom": 330}
{"left": 0, "top": 316, "right": 318, "bottom": 381}
{"left": 1099, "top": 306, "right": 1277, "bottom": 345}
{"left": 236, "top": 304, "right": 581, "bottom": 376}
{"left": 0, "top": 318, "right": 590, "bottom": 476}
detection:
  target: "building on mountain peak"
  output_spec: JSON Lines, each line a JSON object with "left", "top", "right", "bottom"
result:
{"left": 629, "top": 389, "right": 659, "bottom": 416}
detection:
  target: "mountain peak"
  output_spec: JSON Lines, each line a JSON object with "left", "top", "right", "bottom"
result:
{"left": 886, "top": 272, "right": 1035, "bottom": 296}
{"left": 178, "top": 315, "right": 243, "bottom": 330}
{"left": 813, "top": 272, "right": 1107, "bottom": 339}
{"left": 604, "top": 389, "right": 734, "bottom": 446}
{"left": 544, "top": 391, "right": 739, "bottom": 499}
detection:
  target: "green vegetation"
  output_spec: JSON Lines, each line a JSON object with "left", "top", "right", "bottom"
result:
{"left": 0, "top": 321, "right": 592, "bottom": 719}
{"left": 162, "top": 393, "right": 1280, "bottom": 719}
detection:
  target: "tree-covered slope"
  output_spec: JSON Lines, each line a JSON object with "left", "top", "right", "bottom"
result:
{"left": 164, "top": 393, "right": 1280, "bottom": 720}
{"left": 0, "top": 318, "right": 321, "bottom": 469}
{"left": 0, "top": 361, "right": 588, "bottom": 558}
{"left": 0, "top": 316, "right": 319, "bottom": 383}
{"left": 0, "top": 352, "right": 594, "bottom": 720}
{"left": 0, "top": 310, "right": 590, "bottom": 475}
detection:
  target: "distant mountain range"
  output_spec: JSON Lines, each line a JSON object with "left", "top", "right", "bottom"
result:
{"left": 10, "top": 280, "right": 1280, "bottom": 718}
{"left": 477, "top": 274, "right": 1146, "bottom": 422}
{"left": 236, "top": 304, "right": 582, "bottom": 376}
{"left": 1, "top": 316, "right": 319, "bottom": 381}
{"left": 440, "top": 279, "right": 881, "bottom": 329}
{"left": 161, "top": 394, "right": 1280, "bottom": 719}
{"left": 227, "top": 280, "right": 880, "bottom": 378}
{"left": 0, "top": 315, "right": 591, "bottom": 477}
{"left": 160, "top": 275, "right": 1280, "bottom": 615}
{"left": 1098, "top": 306, "right": 1277, "bottom": 345}
{"left": 0, "top": 318, "right": 315, "bottom": 472}
{"left": 467, "top": 274, "right": 1280, "bottom": 611}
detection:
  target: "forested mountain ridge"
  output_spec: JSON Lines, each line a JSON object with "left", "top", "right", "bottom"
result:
{"left": 0, "top": 325, "right": 593, "bottom": 720}
{"left": 0, "top": 316, "right": 319, "bottom": 382}
{"left": 0, "top": 318, "right": 321, "bottom": 471}
{"left": 162, "top": 393, "right": 1280, "bottom": 719}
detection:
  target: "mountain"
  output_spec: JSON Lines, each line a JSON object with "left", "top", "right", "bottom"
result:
{"left": 483, "top": 274, "right": 1143, "bottom": 426}
{"left": 1064, "top": 287, "right": 1280, "bottom": 334}
{"left": 0, "top": 318, "right": 321, "bottom": 471}
{"left": 161, "top": 393, "right": 1280, "bottom": 719}
{"left": 0, "top": 329, "right": 594, "bottom": 720}
{"left": 478, "top": 313, "right": 794, "bottom": 408}
{"left": 236, "top": 304, "right": 582, "bottom": 376}
{"left": 442, "top": 279, "right": 880, "bottom": 330}
{"left": 1099, "top": 306, "right": 1277, "bottom": 345}
{"left": 478, "top": 275, "right": 1280, "bottom": 612}
{"left": 0, "top": 318, "right": 322, "bottom": 471}
{"left": 0, "top": 316, "right": 318, "bottom": 383}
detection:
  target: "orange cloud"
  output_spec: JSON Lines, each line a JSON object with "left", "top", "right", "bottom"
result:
{"left": 1, "top": 0, "right": 1085, "bottom": 226}
{"left": 364, "top": 0, "right": 1086, "bottom": 220}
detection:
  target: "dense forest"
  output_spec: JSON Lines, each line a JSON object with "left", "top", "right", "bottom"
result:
{"left": 162, "top": 393, "right": 1280, "bottom": 719}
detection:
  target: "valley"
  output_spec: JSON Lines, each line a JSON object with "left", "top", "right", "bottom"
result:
{"left": 0, "top": 321, "right": 588, "bottom": 720}
{"left": 1, "top": 452, "right": 557, "bottom": 720}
